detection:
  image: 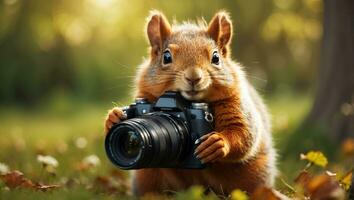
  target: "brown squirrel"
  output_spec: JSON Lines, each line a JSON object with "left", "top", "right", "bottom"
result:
{"left": 104, "top": 10, "right": 277, "bottom": 196}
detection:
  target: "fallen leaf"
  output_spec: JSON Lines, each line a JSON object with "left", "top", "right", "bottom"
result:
{"left": 0, "top": 170, "right": 35, "bottom": 189}
{"left": 338, "top": 170, "right": 352, "bottom": 190}
{"left": 295, "top": 170, "right": 312, "bottom": 186}
{"left": 305, "top": 174, "right": 345, "bottom": 200}
{"left": 231, "top": 189, "right": 248, "bottom": 200}
{"left": 300, "top": 151, "right": 328, "bottom": 168}
{"left": 35, "top": 183, "right": 61, "bottom": 191}
{"left": 0, "top": 170, "right": 61, "bottom": 191}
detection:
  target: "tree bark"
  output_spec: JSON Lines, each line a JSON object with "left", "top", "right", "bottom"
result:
{"left": 306, "top": 0, "right": 354, "bottom": 142}
{"left": 350, "top": 170, "right": 354, "bottom": 199}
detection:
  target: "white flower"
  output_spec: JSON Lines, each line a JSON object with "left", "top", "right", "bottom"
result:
{"left": 75, "top": 137, "right": 87, "bottom": 149}
{"left": 83, "top": 155, "right": 100, "bottom": 167}
{"left": 37, "top": 155, "right": 59, "bottom": 168}
{"left": 0, "top": 162, "right": 9, "bottom": 175}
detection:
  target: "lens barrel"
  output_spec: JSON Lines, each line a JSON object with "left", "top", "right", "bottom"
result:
{"left": 105, "top": 113, "right": 189, "bottom": 169}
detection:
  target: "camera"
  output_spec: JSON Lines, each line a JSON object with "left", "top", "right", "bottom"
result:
{"left": 105, "top": 91, "right": 214, "bottom": 169}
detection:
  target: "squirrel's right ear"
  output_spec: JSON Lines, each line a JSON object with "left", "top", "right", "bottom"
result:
{"left": 207, "top": 11, "right": 233, "bottom": 56}
{"left": 146, "top": 10, "right": 172, "bottom": 55}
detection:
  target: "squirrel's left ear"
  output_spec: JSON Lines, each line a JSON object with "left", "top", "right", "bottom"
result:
{"left": 146, "top": 10, "right": 172, "bottom": 56}
{"left": 207, "top": 11, "right": 233, "bottom": 56}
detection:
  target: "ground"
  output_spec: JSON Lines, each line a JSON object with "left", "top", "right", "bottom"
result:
{"left": 0, "top": 93, "right": 351, "bottom": 199}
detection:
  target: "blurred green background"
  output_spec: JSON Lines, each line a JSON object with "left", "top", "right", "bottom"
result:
{"left": 0, "top": 0, "right": 322, "bottom": 104}
{"left": 0, "top": 0, "right": 338, "bottom": 198}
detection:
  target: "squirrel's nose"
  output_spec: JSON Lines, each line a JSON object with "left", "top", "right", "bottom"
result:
{"left": 185, "top": 76, "right": 201, "bottom": 86}
{"left": 184, "top": 68, "right": 203, "bottom": 87}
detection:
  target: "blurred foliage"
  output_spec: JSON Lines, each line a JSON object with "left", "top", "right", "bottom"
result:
{"left": 0, "top": 0, "right": 322, "bottom": 105}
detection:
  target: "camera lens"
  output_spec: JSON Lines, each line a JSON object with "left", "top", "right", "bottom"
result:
{"left": 106, "top": 125, "right": 143, "bottom": 169}
{"left": 121, "top": 130, "right": 141, "bottom": 158}
{"left": 105, "top": 113, "right": 189, "bottom": 169}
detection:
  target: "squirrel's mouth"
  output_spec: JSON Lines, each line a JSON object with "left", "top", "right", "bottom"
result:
{"left": 185, "top": 90, "right": 199, "bottom": 96}
{"left": 181, "top": 89, "right": 205, "bottom": 100}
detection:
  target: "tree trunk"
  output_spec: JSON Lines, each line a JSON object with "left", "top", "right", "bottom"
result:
{"left": 306, "top": 0, "right": 354, "bottom": 142}
{"left": 350, "top": 171, "right": 354, "bottom": 199}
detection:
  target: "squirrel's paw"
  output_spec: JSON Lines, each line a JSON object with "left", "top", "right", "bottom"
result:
{"left": 194, "top": 132, "right": 230, "bottom": 163}
{"left": 104, "top": 107, "right": 126, "bottom": 134}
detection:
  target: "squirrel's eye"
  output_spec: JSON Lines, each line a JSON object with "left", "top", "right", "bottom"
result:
{"left": 163, "top": 50, "right": 172, "bottom": 65}
{"left": 211, "top": 51, "right": 220, "bottom": 65}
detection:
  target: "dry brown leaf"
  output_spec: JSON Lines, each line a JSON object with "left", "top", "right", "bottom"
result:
{"left": 0, "top": 170, "right": 61, "bottom": 191}
{"left": 35, "top": 183, "right": 61, "bottom": 191}
{"left": 305, "top": 174, "right": 345, "bottom": 200}
{"left": 0, "top": 170, "right": 35, "bottom": 189}
{"left": 294, "top": 170, "right": 312, "bottom": 186}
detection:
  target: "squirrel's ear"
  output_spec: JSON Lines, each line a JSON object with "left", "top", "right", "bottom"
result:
{"left": 146, "top": 10, "right": 172, "bottom": 54}
{"left": 207, "top": 11, "right": 233, "bottom": 56}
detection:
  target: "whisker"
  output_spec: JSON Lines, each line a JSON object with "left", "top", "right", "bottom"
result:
{"left": 246, "top": 75, "right": 267, "bottom": 83}
{"left": 112, "top": 76, "right": 137, "bottom": 80}
{"left": 113, "top": 59, "right": 131, "bottom": 70}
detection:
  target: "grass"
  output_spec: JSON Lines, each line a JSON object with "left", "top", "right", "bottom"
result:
{"left": 1, "top": 92, "right": 345, "bottom": 199}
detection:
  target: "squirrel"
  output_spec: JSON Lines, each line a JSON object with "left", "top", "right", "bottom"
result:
{"left": 104, "top": 10, "right": 277, "bottom": 196}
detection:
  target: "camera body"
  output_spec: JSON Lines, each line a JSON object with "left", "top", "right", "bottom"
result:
{"left": 105, "top": 91, "right": 214, "bottom": 169}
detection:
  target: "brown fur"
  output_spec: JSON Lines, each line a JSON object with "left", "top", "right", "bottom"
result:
{"left": 105, "top": 10, "right": 276, "bottom": 196}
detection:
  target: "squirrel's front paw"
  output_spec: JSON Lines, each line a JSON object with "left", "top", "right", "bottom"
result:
{"left": 194, "top": 132, "right": 230, "bottom": 163}
{"left": 104, "top": 107, "right": 126, "bottom": 134}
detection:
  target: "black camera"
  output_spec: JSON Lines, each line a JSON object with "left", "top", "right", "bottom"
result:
{"left": 105, "top": 91, "right": 214, "bottom": 169}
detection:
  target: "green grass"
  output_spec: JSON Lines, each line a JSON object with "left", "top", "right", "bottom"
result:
{"left": 0, "top": 187, "right": 119, "bottom": 200}
{"left": 0, "top": 99, "right": 127, "bottom": 199}
{"left": 0, "top": 93, "right": 335, "bottom": 199}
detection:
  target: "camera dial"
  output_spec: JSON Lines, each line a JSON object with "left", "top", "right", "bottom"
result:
{"left": 135, "top": 98, "right": 148, "bottom": 104}
{"left": 191, "top": 103, "right": 208, "bottom": 110}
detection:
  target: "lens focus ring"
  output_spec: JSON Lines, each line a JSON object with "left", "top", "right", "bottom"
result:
{"left": 105, "top": 113, "right": 189, "bottom": 169}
